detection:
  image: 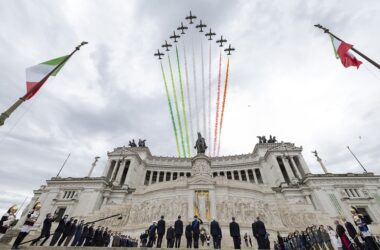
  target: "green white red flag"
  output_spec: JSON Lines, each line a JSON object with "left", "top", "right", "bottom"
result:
{"left": 330, "top": 35, "right": 362, "bottom": 69}
{"left": 25, "top": 55, "right": 69, "bottom": 100}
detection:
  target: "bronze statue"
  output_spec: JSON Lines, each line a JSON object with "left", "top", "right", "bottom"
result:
{"left": 138, "top": 139, "right": 146, "bottom": 147}
{"left": 258, "top": 135, "right": 278, "bottom": 144}
{"left": 194, "top": 132, "right": 207, "bottom": 154}
{"left": 128, "top": 139, "right": 137, "bottom": 147}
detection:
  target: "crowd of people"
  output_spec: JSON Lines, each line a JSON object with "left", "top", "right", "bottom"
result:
{"left": 274, "top": 219, "right": 380, "bottom": 250}
{"left": 1, "top": 202, "right": 380, "bottom": 250}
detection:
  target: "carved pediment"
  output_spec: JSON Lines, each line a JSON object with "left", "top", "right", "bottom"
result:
{"left": 267, "top": 143, "right": 302, "bottom": 153}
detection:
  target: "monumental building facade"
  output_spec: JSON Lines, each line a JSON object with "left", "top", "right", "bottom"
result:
{"left": 18, "top": 141, "right": 380, "bottom": 246}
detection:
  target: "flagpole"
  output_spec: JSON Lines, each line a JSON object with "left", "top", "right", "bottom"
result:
{"left": 346, "top": 146, "right": 368, "bottom": 173}
{"left": 0, "top": 41, "right": 88, "bottom": 127}
{"left": 314, "top": 24, "right": 380, "bottom": 70}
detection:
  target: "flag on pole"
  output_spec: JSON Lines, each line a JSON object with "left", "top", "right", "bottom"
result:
{"left": 330, "top": 35, "right": 362, "bottom": 69}
{"left": 25, "top": 55, "right": 69, "bottom": 99}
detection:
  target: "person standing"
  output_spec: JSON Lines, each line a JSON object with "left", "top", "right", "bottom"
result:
{"left": 335, "top": 220, "right": 353, "bottom": 250}
{"left": 185, "top": 221, "right": 193, "bottom": 248}
{"left": 12, "top": 202, "right": 41, "bottom": 249}
{"left": 57, "top": 217, "right": 73, "bottom": 246}
{"left": 174, "top": 215, "right": 183, "bottom": 248}
{"left": 64, "top": 218, "right": 77, "bottom": 246}
{"left": 30, "top": 213, "right": 56, "bottom": 246}
{"left": 71, "top": 219, "right": 84, "bottom": 246}
{"left": 0, "top": 205, "right": 17, "bottom": 240}
{"left": 192, "top": 215, "right": 202, "bottom": 249}
{"left": 229, "top": 217, "right": 241, "bottom": 249}
{"left": 147, "top": 221, "right": 157, "bottom": 247}
{"left": 342, "top": 218, "right": 363, "bottom": 249}
{"left": 49, "top": 214, "right": 68, "bottom": 246}
{"left": 166, "top": 225, "right": 175, "bottom": 248}
{"left": 252, "top": 216, "right": 267, "bottom": 249}
{"left": 320, "top": 225, "right": 334, "bottom": 250}
{"left": 103, "top": 228, "right": 110, "bottom": 247}
{"left": 210, "top": 218, "right": 222, "bottom": 249}
{"left": 157, "top": 215, "right": 166, "bottom": 248}
{"left": 92, "top": 225, "right": 102, "bottom": 246}
{"left": 84, "top": 223, "right": 95, "bottom": 246}
{"left": 77, "top": 222, "right": 89, "bottom": 246}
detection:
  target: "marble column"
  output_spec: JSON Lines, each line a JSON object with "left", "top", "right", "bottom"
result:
{"left": 245, "top": 170, "right": 249, "bottom": 182}
{"left": 148, "top": 171, "right": 153, "bottom": 185}
{"left": 238, "top": 171, "right": 242, "bottom": 181}
{"left": 188, "top": 191, "right": 194, "bottom": 221}
{"left": 290, "top": 157, "right": 303, "bottom": 178}
{"left": 282, "top": 156, "right": 297, "bottom": 183}
{"left": 110, "top": 161, "right": 119, "bottom": 182}
{"left": 209, "top": 189, "right": 217, "bottom": 220}
{"left": 113, "top": 160, "right": 126, "bottom": 186}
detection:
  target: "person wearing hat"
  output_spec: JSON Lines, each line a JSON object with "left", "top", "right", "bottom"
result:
{"left": 12, "top": 202, "right": 41, "bottom": 249}
{"left": 157, "top": 215, "right": 166, "bottom": 248}
{"left": 0, "top": 204, "right": 17, "bottom": 240}
{"left": 229, "top": 217, "right": 241, "bottom": 249}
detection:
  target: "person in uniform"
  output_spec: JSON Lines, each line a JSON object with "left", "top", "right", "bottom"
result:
{"left": 174, "top": 215, "right": 183, "bottom": 248}
{"left": 229, "top": 217, "right": 241, "bottom": 249}
{"left": 12, "top": 202, "right": 41, "bottom": 249}
{"left": 0, "top": 205, "right": 17, "bottom": 240}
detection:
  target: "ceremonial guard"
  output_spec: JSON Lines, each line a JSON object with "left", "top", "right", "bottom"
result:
{"left": 12, "top": 202, "right": 41, "bottom": 249}
{"left": 0, "top": 205, "right": 17, "bottom": 240}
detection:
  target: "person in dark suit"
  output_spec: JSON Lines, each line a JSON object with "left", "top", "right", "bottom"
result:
{"left": 92, "top": 225, "right": 101, "bottom": 246}
{"left": 174, "top": 215, "right": 183, "bottom": 248}
{"left": 185, "top": 221, "right": 193, "bottom": 248}
{"left": 342, "top": 218, "right": 363, "bottom": 249}
{"left": 57, "top": 217, "right": 74, "bottom": 246}
{"left": 192, "top": 215, "right": 202, "bottom": 248}
{"left": 157, "top": 215, "right": 166, "bottom": 248}
{"left": 252, "top": 216, "right": 267, "bottom": 249}
{"left": 49, "top": 214, "right": 68, "bottom": 246}
{"left": 166, "top": 225, "right": 175, "bottom": 248}
{"left": 63, "top": 219, "right": 77, "bottom": 246}
{"left": 97, "top": 227, "right": 105, "bottom": 246}
{"left": 229, "top": 217, "right": 241, "bottom": 249}
{"left": 210, "top": 219, "right": 222, "bottom": 249}
{"left": 84, "top": 223, "right": 95, "bottom": 246}
{"left": 78, "top": 222, "right": 89, "bottom": 246}
{"left": 71, "top": 219, "right": 84, "bottom": 246}
{"left": 30, "top": 213, "right": 56, "bottom": 246}
{"left": 148, "top": 221, "right": 157, "bottom": 247}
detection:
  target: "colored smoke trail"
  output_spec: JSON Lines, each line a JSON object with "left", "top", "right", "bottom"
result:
{"left": 160, "top": 61, "right": 180, "bottom": 157}
{"left": 201, "top": 41, "right": 206, "bottom": 140}
{"left": 168, "top": 53, "right": 186, "bottom": 157}
{"left": 192, "top": 44, "right": 200, "bottom": 134}
{"left": 175, "top": 45, "right": 190, "bottom": 157}
{"left": 183, "top": 46, "right": 194, "bottom": 156}
{"left": 217, "top": 58, "right": 230, "bottom": 156}
{"left": 208, "top": 42, "right": 212, "bottom": 156}
{"left": 213, "top": 51, "right": 222, "bottom": 157}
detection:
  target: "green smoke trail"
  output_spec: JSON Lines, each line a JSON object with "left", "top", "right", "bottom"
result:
{"left": 160, "top": 61, "right": 180, "bottom": 157}
{"left": 183, "top": 46, "right": 194, "bottom": 156}
{"left": 168, "top": 53, "right": 186, "bottom": 157}
{"left": 175, "top": 45, "right": 190, "bottom": 157}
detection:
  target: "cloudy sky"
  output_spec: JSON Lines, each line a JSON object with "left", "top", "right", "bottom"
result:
{"left": 1, "top": 0, "right": 380, "bottom": 215}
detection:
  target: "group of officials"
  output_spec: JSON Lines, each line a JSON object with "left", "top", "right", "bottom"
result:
{"left": 143, "top": 215, "right": 268, "bottom": 249}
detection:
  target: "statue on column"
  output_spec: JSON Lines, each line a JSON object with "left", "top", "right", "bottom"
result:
{"left": 312, "top": 150, "right": 329, "bottom": 174}
{"left": 194, "top": 132, "right": 207, "bottom": 154}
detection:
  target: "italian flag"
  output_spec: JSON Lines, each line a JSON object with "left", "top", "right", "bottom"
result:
{"left": 25, "top": 55, "right": 69, "bottom": 100}
{"left": 330, "top": 35, "right": 362, "bottom": 69}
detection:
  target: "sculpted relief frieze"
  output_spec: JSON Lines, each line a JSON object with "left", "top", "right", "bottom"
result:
{"left": 127, "top": 197, "right": 188, "bottom": 225}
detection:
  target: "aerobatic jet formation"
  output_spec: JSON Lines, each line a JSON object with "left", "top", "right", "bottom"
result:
{"left": 177, "top": 22, "right": 188, "bottom": 34}
{"left": 216, "top": 36, "right": 227, "bottom": 47}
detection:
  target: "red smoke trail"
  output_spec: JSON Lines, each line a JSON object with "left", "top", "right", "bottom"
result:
{"left": 213, "top": 52, "right": 222, "bottom": 156}
{"left": 208, "top": 42, "right": 212, "bottom": 156}
{"left": 217, "top": 58, "right": 230, "bottom": 156}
